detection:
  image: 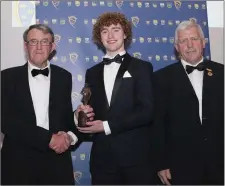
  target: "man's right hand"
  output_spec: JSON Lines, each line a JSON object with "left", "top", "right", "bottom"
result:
{"left": 158, "top": 169, "right": 171, "bottom": 185}
{"left": 49, "top": 132, "right": 70, "bottom": 154}
{"left": 75, "top": 104, "right": 95, "bottom": 121}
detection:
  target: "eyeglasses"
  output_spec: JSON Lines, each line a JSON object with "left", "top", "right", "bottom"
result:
{"left": 177, "top": 37, "right": 201, "bottom": 44}
{"left": 26, "top": 39, "right": 53, "bottom": 46}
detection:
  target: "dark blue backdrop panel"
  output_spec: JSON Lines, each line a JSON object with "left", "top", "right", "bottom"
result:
{"left": 36, "top": 0, "right": 209, "bottom": 184}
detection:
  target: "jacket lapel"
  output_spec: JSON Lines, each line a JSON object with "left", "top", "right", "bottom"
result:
{"left": 48, "top": 65, "right": 58, "bottom": 131}
{"left": 176, "top": 62, "right": 198, "bottom": 100}
{"left": 18, "top": 63, "right": 36, "bottom": 125}
{"left": 110, "top": 53, "right": 131, "bottom": 107}
{"left": 202, "top": 60, "right": 215, "bottom": 102}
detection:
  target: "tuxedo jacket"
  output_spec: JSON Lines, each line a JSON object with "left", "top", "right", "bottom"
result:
{"left": 153, "top": 60, "right": 224, "bottom": 182}
{"left": 85, "top": 53, "right": 154, "bottom": 169}
{"left": 1, "top": 63, "right": 77, "bottom": 185}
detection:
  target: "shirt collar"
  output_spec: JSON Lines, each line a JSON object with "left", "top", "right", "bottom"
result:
{"left": 181, "top": 57, "right": 204, "bottom": 69}
{"left": 28, "top": 61, "right": 50, "bottom": 77}
{"left": 104, "top": 51, "right": 126, "bottom": 59}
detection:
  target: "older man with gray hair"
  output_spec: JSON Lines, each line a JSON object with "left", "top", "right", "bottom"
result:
{"left": 153, "top": 19, "right": 224, "bottom": 185}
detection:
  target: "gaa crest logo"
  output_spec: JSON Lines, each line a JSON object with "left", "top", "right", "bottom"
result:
{"left": 68, "top": 16, "right": 77, "bottom": 28}
{"left": 131, "top": 16, "right": 139, "bottom": 27}
{"left": 54, "top": 34, "right": 61, "bottom": 46}
{"left": 69, "top": 53, "right": 78, "bottom": 64}
{"left": 52, "top": 0, "right": 60, "bottom": 9}
{"left": 174, "top": 1, "right": 181, "bottom": 11}
{"left": 74, "top": 171, "right": 82, "bottom": 184}
{"left": 115, "top": 0, "right": 123, "bottom": 9}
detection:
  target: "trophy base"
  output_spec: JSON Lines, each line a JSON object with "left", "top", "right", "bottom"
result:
{"left": 78, "top": 111, "right": 88, "bottom": 127}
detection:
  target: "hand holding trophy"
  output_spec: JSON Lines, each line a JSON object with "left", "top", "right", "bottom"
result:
{"left": 78, "top": 83, "right": 91, "bottom": 127}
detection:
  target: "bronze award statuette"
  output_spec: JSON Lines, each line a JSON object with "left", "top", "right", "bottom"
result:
{"left": 78, "top": 84, "right": 91, "bottom": 127}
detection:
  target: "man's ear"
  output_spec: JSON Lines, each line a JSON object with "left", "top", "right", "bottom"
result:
{"left": 24, "top": 42, "right": 28, "bottom": 52}
{"left": 51, "top": 42, "right": 56, "bottom": 53}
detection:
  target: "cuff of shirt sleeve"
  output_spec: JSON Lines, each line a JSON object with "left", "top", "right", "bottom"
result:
{"left": 103, "top": 121, "right": 111, "bottom": 135}
{"left": 67, "top": 131, "right": 78, "bottom": 145}
{"left": 74, "top": 112, "right": 78, "bottom": 127}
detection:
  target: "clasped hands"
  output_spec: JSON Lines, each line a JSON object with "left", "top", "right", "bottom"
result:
{"left": 75, "top": 105, "right": 104, "bottom": 134}
{"left": 49, "top": 131, "right": 72, "bottom": 154}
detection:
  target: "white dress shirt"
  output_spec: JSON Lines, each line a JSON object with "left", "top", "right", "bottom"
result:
{"left": 28, "top": 61, "right": 77, "bottom": 145}
{"left": 102, "top": 51, "right": 126, "bottom": 135}
{"left": 181, "top": 58, "right": 204, "bottom": 123}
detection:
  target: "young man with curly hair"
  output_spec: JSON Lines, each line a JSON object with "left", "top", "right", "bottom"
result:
{"left": 75, "top": 12, "right": 155, "bottom": 184}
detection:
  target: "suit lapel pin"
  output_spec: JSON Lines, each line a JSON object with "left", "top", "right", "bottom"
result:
{"left": 206, "top": 68, "right": 213, "bottom": 76}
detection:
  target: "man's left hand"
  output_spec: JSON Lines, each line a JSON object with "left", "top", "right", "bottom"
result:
{"left": 77, "top": 120, "right": 104, "bottom": 133}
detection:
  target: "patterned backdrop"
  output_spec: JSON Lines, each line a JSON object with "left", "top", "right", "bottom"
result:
{"left": 17, "top": 0, "right": 212, "bottom": 184}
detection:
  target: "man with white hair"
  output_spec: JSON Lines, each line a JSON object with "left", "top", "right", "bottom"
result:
{"left": 153, "top": 20, "right": 224, "bottom": 185}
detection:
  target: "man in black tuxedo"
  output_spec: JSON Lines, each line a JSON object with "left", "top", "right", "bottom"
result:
{"left": 74, "top": 12, "right": 155, "bottom": 185}
{"left": 154, "top": 20, "right": 224, "bottom": 185}
{"left": 1, "top": 24, "right": 79, "bottom": 185}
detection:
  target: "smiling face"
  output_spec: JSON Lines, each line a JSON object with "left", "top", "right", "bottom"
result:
{"left": 175, "top": 26, "right": 206, "bottom": 65}
{"left": 100, "top": 23, "right": 127, "bottom": 56}
{"left": 24, "top": 28, "right": 56, "bottom": 68}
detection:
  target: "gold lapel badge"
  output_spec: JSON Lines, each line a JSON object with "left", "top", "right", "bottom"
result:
{"left": 206, "top": 68, "right": 213, "bottom": 76}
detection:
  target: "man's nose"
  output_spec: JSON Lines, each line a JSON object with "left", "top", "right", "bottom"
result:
{"left": 108, "top": 31, "right": 113, "bottom": 38}
{"left": 187, "top": 39, "right": 193, "bottom": 47}
{"left": 36, "top": 42, "right": 43, "bottom": 49}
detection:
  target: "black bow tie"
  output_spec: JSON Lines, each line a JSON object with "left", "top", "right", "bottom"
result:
{"left": 186, "top": 63, "right": 205, "bottom": 74}
{"left": 31, "top": 68, "right": 49, "bottom": 77}
{"left": 103, "top": 54, "right": 124, "bottom": 65}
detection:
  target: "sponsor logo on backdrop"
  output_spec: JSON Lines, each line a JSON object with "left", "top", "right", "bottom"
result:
{"left": 174, "top": 1, "right": 181, "bottom": 11}
{"left": 145, "top": 2, "right": 150, "bottom": 8}
{"left": 76, "top": 37, "right": 82, "bottom": 43}
{"left": 129, "top": 2, "right": 134, "bottom": 7}
{"left": 115, "top": 0, "right": 123, "bottom": 9}
{"left": 93, "top": 56, "right": 98, "bottom": 62}
{"left": 152, "top": 3, "right": 157, "bottom": 8}
{"left": 71, "top": 91, "right": 80, "bottom": 103}
{"left": 92, "top": 1, "right": 97, "bottom": 7}
{"left": 137, "top": 2, "right": 142, "bottom": 8}
{"left": 163, "top": 55, "right": 168, "bottom": 61}
{"left": 133, "top": 52, "right": 141, "bottom": 59}
{"left": 107, "top": 1, "right": 113, "bottom": 7}
{"left": 52, "top": 0, "right": 60, "bottom": 9}
{"left": 68, "top": 16, "right": 77, "bottom": 28}
{"left": 61, "top": 56, "right": 67, "bottom": 63}
{"left": 75, "top": 1, "right": 80, "bottom": 7}
{"left": 194, "top": 4, "right": 199, "bottom": 9}
{"left": 84, "top": 1, "right": 88, "bottom": 6}
{"left": 148, "top": 55, "right": 153, "bottom": 61}
{"left": 147, "top": 37, "right": 152, "bottom": 43}
{"left": 52, "top": 19, "right": 57, "bottom": 24}
{"left": 131, "top": 16, "right": 139, "bottom": 27}
{"left": 155, "top": 37, "right": 160, "bottom": 43}
{"left": 153, "top": 20, "right": 158, "bottom": 26}
{"left": 80, "top": 153, "right": 86, "bottom": 160}
{"left": 54, "top": 34, "right": 61, "bottom": 46}
{"left": 100, "top": 1, "right": 105, "bottom": 6}
{"left": 77, "top": 74, "right": 83, "bottom": 82}
{"left": 43, "top": 0, "right": 48, "bottom": 6}
{"left": 67, "top": 0, "right": 72, "bottom": 7}
{"left": 60, "top": 18, "right": 66, "bottom": 25}
{"left": 74, "top": 171, "right": 82, "bottom": 184}
{"left": 201, "top": 4, "right": 206, "bottom": 9}
{"left": 156, "top": 55, "right": 160, "bottom": 61}
{"left": 139, "top": 37, "right": 144, "bottom": 43}
{"left": 167, "top": 2, "right": 172, "bottom": 8}
{"left": 160, "top": 3, "right": 165, "bottom": 8}
{"left": 69, "top": 53, "right": 78, "bottom": 64}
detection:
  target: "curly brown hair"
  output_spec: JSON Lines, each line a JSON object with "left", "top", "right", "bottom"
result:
{"left": 92, "top": 12, "right": 132, "bottom": 52}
